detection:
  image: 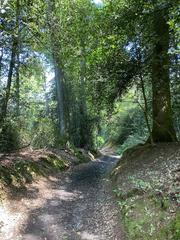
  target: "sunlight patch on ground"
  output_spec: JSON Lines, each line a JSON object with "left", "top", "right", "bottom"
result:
{"left": 80, "top": 231, "right": 102, "bottom": 240}
{"left": 0, "top": 205, "right": 25, "bottom": 240}
{"left": 108, "top": 154, "right": 121, "bottom": 159}
{"left": 53, "top": 189, "right": 82, "bottom": 201}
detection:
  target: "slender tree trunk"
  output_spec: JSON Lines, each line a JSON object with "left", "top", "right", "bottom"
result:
{"left": 136, "top": 47, "right": 153, "bottom": 144}
{"left": 0, "top": 49, "right": 3, "bottom": 78}
{"left": 151, "top": 7, "right": 177, "bottom": 142}
{"left": 54, "top": 60, "right": 65, "bottom": 135}
{"left": 15, "top": 51, "right": 20, "bottom": 116}
{"left": 139, "top": 74, "right": 153, "bottom": 145}
{"left": 15, "top": 0, "right": 21, "bottom": 116}
{"left": 79, "top": 45, "right": 88, "bottom": 147}
{"left": 80, "top": 46, "right": 87, "bottom": 114}
{"left": 1, "top": 0, "right": 20, "bottom": 121}
{"left": 1, "top": 40, "right": 17, "bottom": 119}
{"left": 43, "top": 76, "right": 50, "bottom": 116}
{"left": 62, "top": 74, "right": 71, "bottom": 135}
{"left": 47, "top": 0, "right": 65, "bottom": 135}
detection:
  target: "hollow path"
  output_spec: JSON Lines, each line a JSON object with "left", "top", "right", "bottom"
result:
{"left": 0, "top": 153, "right": 125, "bottom": 240}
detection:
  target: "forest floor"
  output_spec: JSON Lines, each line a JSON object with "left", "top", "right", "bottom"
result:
{"left": 112, "top": 143, "right": 180, "bottom": 240}
{"left": 0, "top": 149, "right": 125, "bottom": 240}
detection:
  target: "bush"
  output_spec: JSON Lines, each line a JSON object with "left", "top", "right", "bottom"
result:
{"left": 0, "top": 154, "right": 66, "bottom": 186}
{"left": 95, "top": 136, "right": 105, "bottom": 149}
{"left": 31, "top": 118, "right": 57, "bottom": 148}
{"left": 0, "top": 120, "right": 20, "bottom": 152}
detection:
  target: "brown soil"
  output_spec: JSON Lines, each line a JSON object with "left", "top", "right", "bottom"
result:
{"left": 0, "top": 153, "right": 125, "bottom": 240}
{"left": 112, "top": 143, "right": 180, "bottom": 202}
{"left": 0, "top": 148, "right": 84, "bottom": 167}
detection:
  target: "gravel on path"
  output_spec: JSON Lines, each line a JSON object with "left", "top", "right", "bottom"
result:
{"left": 0, "top": 153, "right": 125, "bottom": 240}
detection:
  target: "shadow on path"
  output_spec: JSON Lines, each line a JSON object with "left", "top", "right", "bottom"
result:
{"left": 1, "top": 154, "right": 125, "bottom": 240}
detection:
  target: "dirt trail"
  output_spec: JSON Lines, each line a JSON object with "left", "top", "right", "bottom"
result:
{"left": 0, "top": 153, "right": 125, "bottom": 240}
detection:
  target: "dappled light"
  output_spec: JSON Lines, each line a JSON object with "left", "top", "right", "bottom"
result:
{"left": 0, "top": 205, "right": 25, "bottom": 240}
{"left": 0, "top": 155, "right": 123, "bottom": 239}
{"left": 0, "top": 0, "right": 179, "bottom": 239}
{"left": 80, "top": 231, "right": 101, "bottom": 240}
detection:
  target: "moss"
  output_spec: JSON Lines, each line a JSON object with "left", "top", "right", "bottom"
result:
{"left": 118, "top": 194, "right": 179, "bottom": 240}
{"left": 0, "top": 165, "right": 13, "bottom": 184}
{"left": 157, "top": 213, "right": 180, "bottom": 240}
{"left": 0, "top": 155, "right": 66, "bottom": 187}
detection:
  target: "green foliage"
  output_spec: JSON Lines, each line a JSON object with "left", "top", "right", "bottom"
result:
{"left": 0, "top": 155, "right": 66, "bottom": 186}
{"left": 0, "top": 120, "right": 20, "bottom": 152}
{"left": 122, "top": 198, "right": 179, "bottom": 240}
{"left": 114, "top": 177, "right": 180, "bottom": 240}
{"left": 95, "top": 136, "right": 105, "bottom": 149}
{"left": 0, "top": 2, "right": 179, "bottom": 239}
{"left": 153, "top": 214, "right": 180, "bottom": 240}
{"left": 98, "top": 89, "right": 150, "bottom": 152}
{"left": 0, "top": 0, "right": 179, "bottom": 153}
{"left": 66, "top": 142, "right": 90, "bottom": 164}
{"left": 31, "top": 118, "right": 57, "bottom": 148}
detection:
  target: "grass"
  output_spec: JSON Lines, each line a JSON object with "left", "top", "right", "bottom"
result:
{"left": 68, "top": 144, "right": 91, "bottom": 165}
{"left": 114, "top": 184, "right": 180, "bottom": 240}
{"left": 112, "top": 142, "right": 180, "bottom": 240}
{"left": 115, "top": 135, "right": 145, "bottom": 155}
{"left": 123, "top": 197, "right": 179, "bottom": 239}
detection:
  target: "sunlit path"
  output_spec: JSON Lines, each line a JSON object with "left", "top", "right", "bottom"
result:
{"left": 0, "top": 154, "right": 125, "bottom": 240}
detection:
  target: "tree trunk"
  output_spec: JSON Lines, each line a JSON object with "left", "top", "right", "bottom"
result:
{"left": 15, "top": 0, "right": 21, "bottom": 116}
{"left": 1, "top": 0, "right": 20, "bottom": 121}
{"left": 47, "top": 0, "right": 65, "bottom": 136}
{"left": 15, "top": 51, "right": 20, "bottom": 116}
{"left": 151, "top": 7, "right": 177, "bottom": 142}
{"left": 54, "top": 60, "right": 65, "bottom": 135}
{"left": 1, "top": 40, "right": 17, "bottom": 119}
{"left": 79, "top": 45, "right": 88, "bottom": 148}
{"left": 139, "top": 74, "right": 153, "bottom": 145}
{"left": 43, "top": 76, "right": 50, "bottom": 116}
{"left": 0, "top": 49, "right": 3, "bottom": 77}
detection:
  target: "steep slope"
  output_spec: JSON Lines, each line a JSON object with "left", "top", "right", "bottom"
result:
{"left": 112, "top": 143, "right": 180, "bottom": 240}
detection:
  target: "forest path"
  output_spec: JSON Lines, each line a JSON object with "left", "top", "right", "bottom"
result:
{"left": 0, "top": 152, "right": 125, "bottom": 240}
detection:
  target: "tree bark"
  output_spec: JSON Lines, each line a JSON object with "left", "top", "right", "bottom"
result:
{"left": 139, "top": 74, "right": 153, "bottom": 145}
{"left": 15, "top": 0, "right": 21, "bottom": 116}
{"left": 151, "top": 7, "right": 177, "bottom": 142}
{"left": 0, "top": 49, "right": 3, "bottom": 78}
{"left": 15, "top": 51, "right": 20, "bottom": 116}
{"left": 1, "top": 0, "right": 20, "bottom": 121}
{"left": 47, "top": 0, "right": 65, "bottom": 136}
{"left": 43, "top": 76, "right": 50, "bottom": 116}
{"left": 1, "top": 40, "right": 17, "bottom": 119}
{"left": 79, "top": 44, "right": 88, "bottom": 148}
{"left": 54, "top": 60, "right": 65, "bottom": 135}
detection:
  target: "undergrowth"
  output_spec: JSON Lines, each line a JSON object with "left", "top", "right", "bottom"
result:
{"left": 114, "top": 178, "right": 180, "bottom": 240}
{"left": 0, "top": 154, "right": 67, "bottom": 187}
{"left": 67, "top": 142, "right": 91, "bottom": 164}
